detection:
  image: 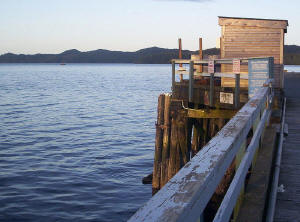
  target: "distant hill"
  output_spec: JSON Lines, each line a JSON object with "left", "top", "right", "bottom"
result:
{"left": 0, "top": 47, "right": 218, "bottom": 64}
{"left": 0, "top": 45, "right": 300, "bottom": 64}
{"left": 284, "top": 45, "right": 300, "bottom": 65}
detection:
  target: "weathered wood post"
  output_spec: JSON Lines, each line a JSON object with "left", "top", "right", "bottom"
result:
{"left": 191, "top": 118, "right": 203, "bottom": 157}
{"left": 168, "top": 110, "right": 191, "bottom": 180}
{"left": 178, "top": 38, "right": 183, "bottom": 81}
{"left": 235, "top": 74, "right": 240, "bottom": 109}
{"left": 189, "top": 61, "right": 194, "bottom": 103}
{"left": 152, "top": 94, "right": 165, "bottom": 193}
{"left": 208, "top": 59, "right": 215, "bottom": 108}
{"left": 199, "top": 38, "right": 203, "bottom": 73}
{"left": 210, "top": 73, "right": 214, "bottom": 107}
{"left": 172, "top": 60, "right": 175, "bottom": 91}
{"left": 202, "top": 118, "right": 209, "bottom": 146}
{"left": 160, "top": 94, "right": 171, "bottom": 188}
{"left": 233, "top": 59, "right": 241, "bottom": 109}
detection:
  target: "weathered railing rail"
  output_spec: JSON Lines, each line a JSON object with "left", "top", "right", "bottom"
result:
{"left": 128, "top": 81, "right": 273, "bottom": 222}
{"left": 171, "top": 58, "right": 250, "bottom": 64}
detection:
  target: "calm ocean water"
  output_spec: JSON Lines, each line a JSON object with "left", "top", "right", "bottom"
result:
{"left": 284, "top": 65, "right": 300, "bottom": 72}
{"left": 0, "top": 63, "right": 171, "bottom": 222}
{"left": 1, "top": 63, "right": 299, "bottom": 222}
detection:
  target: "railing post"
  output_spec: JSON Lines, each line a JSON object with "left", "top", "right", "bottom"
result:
{"left": 235, "top": 74, "right": 240, "bottom": 109}
{"left": 172, "top": 60, "right": 175, "bottom": 92}
{"left": 209, "top": 73, "right": 214, "bottom": 107}
{"left": 189, "top": 61, "right": 194, "bottom": 103}
{"left": 178, "top": 38, "right": 183, "bottom": 81}
{"left": 199, "top": 38, "right": 203, "bottom": 73}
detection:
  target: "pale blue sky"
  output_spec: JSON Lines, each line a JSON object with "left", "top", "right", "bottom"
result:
{"left": 0, "top": 0, "right": 298, "bottom": 54}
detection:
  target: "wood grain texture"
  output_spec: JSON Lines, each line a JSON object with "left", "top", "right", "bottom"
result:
{"left": 219, "top": 17, "right": 288, "bottom": 29}
{"left": 219, "top": 18, "right": 286, "bottom": 88}
{"left": 160, "top": 94, "right": 171, "bottom": 187}
{"left": 152, "top": 94, "right": 165, "bottom": 193}
{"left": 187, "top": 108, "right": 236, "bottom": 119}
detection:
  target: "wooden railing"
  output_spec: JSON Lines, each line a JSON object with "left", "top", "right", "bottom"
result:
{"left": 128, "top": 80, "right": 273, "bottom": 222}
{"left": 171, "top": 58, "right": 249, "bottom": 109}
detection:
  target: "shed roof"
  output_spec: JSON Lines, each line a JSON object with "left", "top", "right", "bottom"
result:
{"left": 218, "top": 16, "right": 288, "bottom": 31}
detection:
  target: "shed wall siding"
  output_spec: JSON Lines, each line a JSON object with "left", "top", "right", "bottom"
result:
{"left": 220, "top": 25, "right": 285, "bottom": 88}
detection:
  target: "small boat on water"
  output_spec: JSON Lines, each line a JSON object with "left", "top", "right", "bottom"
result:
{"left": 60, "top": 63, "right": 66, "bottom": 65}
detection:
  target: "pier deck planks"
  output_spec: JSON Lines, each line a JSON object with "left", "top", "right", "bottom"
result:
{"left": 274, "top": 72, "right": 300, "bottom": 222}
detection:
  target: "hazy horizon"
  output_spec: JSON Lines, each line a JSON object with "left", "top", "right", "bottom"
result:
{"left": 0, "top": 45, "right": 215, "bottom": 56}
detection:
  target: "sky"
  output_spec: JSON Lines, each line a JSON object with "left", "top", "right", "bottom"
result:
{"left": 0, "top": 0, "right": 299, "bottom": 54}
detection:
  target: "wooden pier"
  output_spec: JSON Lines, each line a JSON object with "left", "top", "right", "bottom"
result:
{"left": 130, "top": 16, "right": 293, "bottom": 222}
{"left": 131, "top": 76, "right": 274, "bottom": 222}
{"left": 274, "top": 72, "right": 300, "bottom": 221}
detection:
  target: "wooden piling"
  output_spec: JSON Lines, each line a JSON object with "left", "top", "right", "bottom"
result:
{"left": 152, "top": 94, "right": 165, "bottom": 194}
{"left": 168, "top": 111, "right": 190, "bottom": 181}
{"left": 160, "top": 94, "right": 171, "bottom": 188}
{"left": 209, "top": 119, "right": 216, "bottom": 138}
{"left": 189, "top": 61, "right": 194, "bottom": 103}
{"left": 178, "top": 38, "right": 183, "bottom": 81}
{"left": 172, "top": 61, "right": 175, "bottom": 91}
{"left": 191, "top": 118, "right": 203, "bottom": 157}
{"left": 199, "top": 38, "right": 203, "bottom": 73}
{"left": 202, "top": 118, "right": 209, "bottom": 146}
{"left": 178, "top": 38, "right": 182, "bottom": 65}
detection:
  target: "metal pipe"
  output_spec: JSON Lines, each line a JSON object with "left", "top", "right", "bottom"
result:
{"left": 188, "top": 61, "right": 194, "bottom": 103}
{"left": 209, "top": 73, "right": 214, "bottom": 107}
{"left": 266, "top": 97, "right": 286, "bottom": 222}
{"left": 235, "top": 74, "right": 240, "bottom": 109}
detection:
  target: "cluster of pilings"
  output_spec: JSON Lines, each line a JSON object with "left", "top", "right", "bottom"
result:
{"left": 150, "top": 92, "right": 257, "bottom": 220}
{"left": 152, "top": 93, "right": 229, "bottom": 194}
{"left": 149, "top": 37, "right": 245, "bottom": 220}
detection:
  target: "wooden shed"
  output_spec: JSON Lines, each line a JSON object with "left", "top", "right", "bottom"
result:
{"left": 219, "top": 16, "right": 288, "bottom": 88}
